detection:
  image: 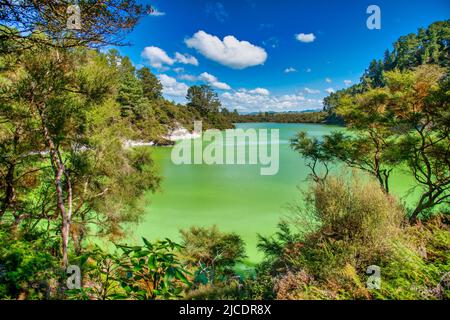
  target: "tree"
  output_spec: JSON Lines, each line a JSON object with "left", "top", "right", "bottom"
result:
{"left": 0, "top": 1, "right": 150, "bottom": 52}
{"left": 186, "top": 85, "right": 221, "bottom": 117}
{"left": 0, "top": 2, "right": 152, "bottom": 268}
{"left": 362, "top": 59, "right": 385, "bottom": 88}
{"left": 137, "top": 67, "right": 162, "bottom": 101}
{"left": 290, "top": 132, "right": 332, "bottom": 182}
{"left": 383, "top": 65, "right": 449, "bottom": 220}
{"left": 318, "top": 20, "right": 449, "bottom": 221}
{"left": 301, "top": 65, "right": 449, "bottom": 221}
{"left": 0, "top": 44, "right": 161, "bottom": 268}
{"left": 116, "top": 56, "right": 143, "bottom": 117}
{"left": 179, "top": 226, "right": 246, "bottom": 285}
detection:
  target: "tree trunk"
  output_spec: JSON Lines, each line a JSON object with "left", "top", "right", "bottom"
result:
{"left": 37, "top": 104, "right": 72, "bottom": 268}
{"left": 409, "top": 187, "right": 443, "bottom": 223}
{"left": 0, "top": 128, "right": 20, "bottom": 219}
{"left": 0, "top": 162, "right": 15, "bottom": 218}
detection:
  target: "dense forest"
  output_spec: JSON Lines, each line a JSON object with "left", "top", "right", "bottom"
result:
{"left": 230, "top": 111, "right": 327, "bottom": 124}
{"left": 324, "top": 20, "right": 450, "bottom": 122}
{"left": 0, "top": 2, "right": 448, "bottom": 301}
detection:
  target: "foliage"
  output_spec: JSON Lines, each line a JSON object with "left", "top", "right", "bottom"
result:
{"left": 295, "top": 64, "right": 449, "bottom": 219}
{"left": 186, "top": 85, "right": 234, "bottom": 130}
{"left": 179, "top": 226, "right": 246, "bottom": 286}
{"left": 67, "top": 238, "right": 190, "bottom": 300}
{"left": 117, "top": 238, "right": 190, "bottom": 299}
{"left": 250, "top": 175, "right": 450, "bottom": 300}
{"left": 324, "top": 19, "right": 449, "bottom": 122}
{"left": 0, "top": 1, "right": 150, "bottom": 50}
{"left": 0, "top": 228, "right": 61, "bottom": 300}
{"left": 234, "top": 111, "right": 327, "bottom": 124}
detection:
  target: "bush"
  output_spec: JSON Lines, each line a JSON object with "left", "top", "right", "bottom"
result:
{"left": 179, "top": 226, "right": 246, "bottom": 287}
{"left": 66, "top": 238, "right": 190, "bottom": 300}
{"left": 252, "top": 175, "right": 450, "bottom": 300}
{"left": 0, "top": 229, "right": 61, "bottom": 299}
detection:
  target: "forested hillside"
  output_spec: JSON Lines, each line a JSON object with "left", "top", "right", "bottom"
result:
{"left": 324, "top": 19, "right": 450, "bottom": 122}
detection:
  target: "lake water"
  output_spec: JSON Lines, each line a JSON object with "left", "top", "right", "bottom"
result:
{"left": 132, "top": 123, "right": 417, "bottom": 262}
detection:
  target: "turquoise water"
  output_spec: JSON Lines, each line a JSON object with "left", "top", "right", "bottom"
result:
{"left": 131, "top": 123, "right": 417, "bottom": 262}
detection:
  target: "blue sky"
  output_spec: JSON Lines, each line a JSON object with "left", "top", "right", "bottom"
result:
{"left": 115, "top": 0, "right": 449, "bottom": 113}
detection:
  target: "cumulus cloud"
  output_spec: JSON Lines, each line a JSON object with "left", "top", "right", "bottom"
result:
{"left": 304, "top": 87, "right": 321, "bottom": 94}
{"left": 284, "top": 67, "right": 297, "bottom": 73}
{"left": 325, "top": 88, "right": 335, "bottom": 94}
{"left": 221, "top": 90, "right": 322, "bottom": 113}
{"left": 141, "top": 46, "right": 174, "bottom": 68}
{"left": 185, "top": 31, "right": 267, "bottom": 69}
{"left": 199, "top": 72, "right": 231, "bottom": 90}
{"left": 344, "top": 79, "right": 352, "bottom": 86}
{"left": 239, "top": 88, "right": 270, "bottom": 96}
{"left": 141, "top": 46, "right": 199, "bottom": 68}
{"left": 174, "top": 52, "right": 199, "bottom": 66}
{"left": 295, "top": 33, "right": 316, "bottom": 43}
{"left": 158, "top": 74, "right": 189, "bottom": 97}
{"left": 325, "top": 78, "right": 332, "bottom": 83}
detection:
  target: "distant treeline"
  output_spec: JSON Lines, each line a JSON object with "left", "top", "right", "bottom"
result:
{"left": 229, "top": 111, "right": 327, "bottom": 124}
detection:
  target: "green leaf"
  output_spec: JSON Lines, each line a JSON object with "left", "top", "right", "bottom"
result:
{"left": 148, "top": 255, "right": 157, "bottom": 269}
{"left": 142, "top": 237, "right": 152, "bottom": 249}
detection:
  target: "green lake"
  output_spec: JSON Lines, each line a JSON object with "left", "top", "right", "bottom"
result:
{"left": 132, "top": 123, "right": 417, "bottom": 262}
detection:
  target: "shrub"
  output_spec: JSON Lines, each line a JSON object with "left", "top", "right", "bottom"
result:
{"left": 179, "top": 226, "right": 246, "bottom": 286}
{"left": 253, "top": 175, "right": 450, "bottom": 300}
{"left": 0, "top": 229, "right": 61, "bottom": 299}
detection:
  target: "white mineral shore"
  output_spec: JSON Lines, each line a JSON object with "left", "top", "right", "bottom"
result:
{"left": 124, "top": 126, "right": 200, "bottom": 148}
{"left": 164, "top": 127, "right": 201, "bottom": 141}
{"left": 123, "top": 140, "right": 155, "bottom": 148}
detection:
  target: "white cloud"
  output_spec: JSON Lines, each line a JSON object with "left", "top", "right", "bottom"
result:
{"left": 158, "top": 74, "right": 189, "bottom": 97}
{"left": 295, "top": 33, "right": 316, "bottom": 43}
{"left": 141, "top": 47, "right": 199, "bottom": 68}
{"left": 185, "top": 30, "right": 267, "bottom": 69}
{"left": 325, "top": 78, "right": 332, "bottom": 83}
{"left": 304, "top": 87, "right": 321, "bottom": 94}
{"left": 325, "top": 88, "right": 335, "bottom": 94}
{"left": 199, "top": 72, "right": 231, "bottom": 90}
{"left": 141, "top": 46, "right": 174, "bottom": 68}
{"left": 284, "top": 67, "right": 297, "bottom": 73}
{"left": 344, "top": 79, "right": 352, "bottom": 86}
{"left": 174, "top": 52, "right": 199, "bottom": 66}
{"left": 243, "top": 88, "right": 270, "bottom": 95}
{"left": 306, "top": 68, "right": 312, "bottom": 73}
{"left": 221, "top": 90, "right": 322, "bottom": 113}
{"left": 173, "top": 67, "right": 185, "bottom": 73}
